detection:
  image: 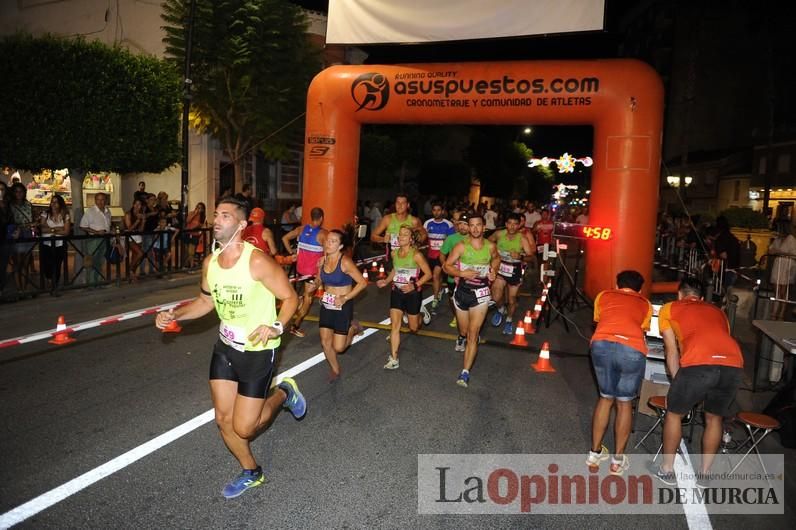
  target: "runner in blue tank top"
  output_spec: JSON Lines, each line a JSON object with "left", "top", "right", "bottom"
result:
{"left": 281, "top": 207, "right": 327, "bottom": 337}
{"left": 423, "top": 201, "right": 455, "bottom": 314}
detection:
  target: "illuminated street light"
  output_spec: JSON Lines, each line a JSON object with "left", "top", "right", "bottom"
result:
{"left": 666, "top": 175, "right": 692, "bottom": 187}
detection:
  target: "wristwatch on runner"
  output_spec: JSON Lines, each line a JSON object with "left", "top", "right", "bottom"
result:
{"left": 271, "top": 321, "right": 284, "bottom": 336}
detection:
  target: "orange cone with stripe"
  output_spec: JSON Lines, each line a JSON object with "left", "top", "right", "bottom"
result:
{"left": 162, "top": 319, "right": 182, "bottom": 333}
{"left": 363, "top": 269, "right": 369, "bottom": 282}
{"left": 378, "top": 263, "right": 386, "bottom": 279}
{"left": 532, "top": 341, "right": 556, "bottom": 372}
{"left": 533, "top": 298, "right": 543, "bottom": 317}
{"left": 49, "top": 315, "right": 76, "bottom": 345}
{"left": 523, "top": 310, "right": 536, "bottom": 334}
{"left": 371, "top": 261, "right": 378, "bottom": 272}
{"left": 509, "top": 323, "right": 528, "bottom": 346}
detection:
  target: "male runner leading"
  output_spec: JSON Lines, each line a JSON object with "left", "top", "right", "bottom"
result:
{"left": 156, "top": 197, "right": 306, "bottom": 499}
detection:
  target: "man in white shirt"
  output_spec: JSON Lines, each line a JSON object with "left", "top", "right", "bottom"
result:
{"left": 576, "top": 206, "right": 589, "bottom": 225}
{"left": 524, "top": 202, "right": 541, "bottom": 230}
{"left": 80, "top": 192, "right": 112, "bottom": 286}
{"left": 484, "top": 204, "right": 498, "bottom": 231}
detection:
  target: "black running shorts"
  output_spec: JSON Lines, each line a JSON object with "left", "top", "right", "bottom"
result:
{"left": 319, "top": 299, "right": 354, "bottom": 335}
{"left": 209, "top": 340, "right": 276, "bottom": 399}
{"left": 496, "top": 261, "right": 524, "bottom": 286}
{"left": 453, "top": 283, "right": 491, "bottom": 311}
{"left": 390, "top": 286, "right": 422, "bottom": 315}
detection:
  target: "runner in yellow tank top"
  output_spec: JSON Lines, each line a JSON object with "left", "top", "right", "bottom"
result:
{"left": 443, "top": 212, "right": 500, "bottom": 388}
{"left": 155, "top": 197, "right": 304, "bottom": 499}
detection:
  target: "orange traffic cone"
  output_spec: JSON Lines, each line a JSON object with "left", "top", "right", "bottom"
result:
{"left": 371, "top": 261, "right": 378, "bottom": 273}
{"left": 378, "top": 263, "right": 386, "bottom": 279}
{"left": 532, "top": 341, "right": 556, "bottom": 372}
{"left": 541, "top": 293, "right": 547, "bottom": 303}
{"left": 162, "top": 319, "right": 182, "bottom": 333}
{"left": 509, "top": 324, "right": 528, "bottom": 346}
{"left": 523, "top": 310, "right": 536, "bottom": 334}
{"left": 363, "top": 269, "right": 370, "bottom": 282}
{"left": 49, "top": 315, "right": 76, "bottom": 345}
{"left": 533, "top": 298, "right": 543, "bottom": 317}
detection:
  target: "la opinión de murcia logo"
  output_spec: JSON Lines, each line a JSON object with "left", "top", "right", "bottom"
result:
{"left": 351, "top": 73, "right": 390, "bottom": 111}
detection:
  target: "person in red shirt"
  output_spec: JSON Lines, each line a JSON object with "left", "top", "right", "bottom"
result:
{"left": 654, "top": 277, "right": 743, "bottom": 486}
{"left": 587, "top": 270, "right": 652, "bottom": 476}
{"left": 531, "top": 208, "right": 555, "bottom": 262}
{"left": 243, "top": 208, "right": 277, "bottom": 256}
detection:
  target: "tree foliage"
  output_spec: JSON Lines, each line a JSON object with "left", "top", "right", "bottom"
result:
{"left": 468, "top": 128, "right": 552, "bottom": 200}
{"left": 0, "top": 33, "right": 181, "bottom": 173}
{"left": 161, "top": 0, "right": 320, "bottom": 188}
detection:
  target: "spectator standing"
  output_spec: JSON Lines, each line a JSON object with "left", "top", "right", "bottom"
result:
{"left": 123, "top": 198, "right": 147, "bottom": 281}
{"left": 0, "top": 182, "right": 12, "bottom": 297}
{"left": 768, "top": 220, "right": 796, "bottom": 320}
{"left": 133, "top": 181, "right": 148, "bottom": 204}
{"left": 183, "top": 202, "right": 207, "bottom": 267}
{"left": 9, "top": 182, "right": 35, "bottom": 293}
{"left": 79, "top": 192, "right": 112, "bottom": 287}
{"left": 39, "top": 194, "right": 72, "bottom": 293}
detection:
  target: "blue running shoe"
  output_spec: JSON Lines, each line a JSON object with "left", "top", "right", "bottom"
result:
{"left": 222, "top": 467, "right": 265, "bottom": 499}
{"left": 490, "top": 309, "right": 504, "bottom": 327}
{"left": 502, "top": 321, "right": 514, "bottom": 335}
{"left": 456, "top": 370, "right": 470, "bottom": 388}
{"left": 278, "top": 377, "right": 306, "bottom": 419}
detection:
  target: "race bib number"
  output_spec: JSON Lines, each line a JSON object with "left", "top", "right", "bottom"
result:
{"left": 393, "top": 267, "right": 416, "bottom": 286}
{"left": 322, "top": 291, "right": 341, "bottom": 310}
{"left": 394, "top": 273, "right": 412, "bottom": 285}
{"left": 219, "top": 323, "right": 247, "bottom": 352}
{"left": 430, "top": 238, "right": 443, "bottom": 250}
{"left": 474, "top": 286, "right": 491, "bottom": 304}
{"left": 390, "top": 234, "right": 400, "bottom": 249}
{"left": 499, "top": 262, "right": 516, "bottom": 277}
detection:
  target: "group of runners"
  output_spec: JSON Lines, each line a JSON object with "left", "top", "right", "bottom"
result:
{"left": 155, "top": 194, "right": 550, "bottom": 497}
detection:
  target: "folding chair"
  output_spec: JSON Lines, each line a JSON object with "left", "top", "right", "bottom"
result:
{"left": 729, "top": 412, "right": 781, "bottom": 484}
{"left": 634, "top": 395, "right": 697, "bottom": 462}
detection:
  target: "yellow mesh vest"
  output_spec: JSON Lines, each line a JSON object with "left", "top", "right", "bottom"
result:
{"left": 207, "top": 242, "right": 279, "bottom": 351}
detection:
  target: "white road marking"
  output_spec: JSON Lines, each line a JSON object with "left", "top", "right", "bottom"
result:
{"left": 0, "top": 293, "right": 435, "bottom": 528}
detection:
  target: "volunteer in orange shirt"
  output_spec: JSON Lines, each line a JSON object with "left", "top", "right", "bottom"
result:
{"left": 586, "top": 270, "right": 652, "bottom": 476}
{"left": 654, "top": 277, "right": 743, "bottom": 486}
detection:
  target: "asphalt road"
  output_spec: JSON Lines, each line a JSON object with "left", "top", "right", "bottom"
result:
{"left": 0, "top": 277, "right": 792, "bottom": 529}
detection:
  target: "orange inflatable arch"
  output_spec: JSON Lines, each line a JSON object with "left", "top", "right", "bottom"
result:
{"left": 302, "top": 60, "right": 664, "bottom": 298}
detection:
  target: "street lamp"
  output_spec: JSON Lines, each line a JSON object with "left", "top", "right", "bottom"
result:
{"left": 666, "top": 175, "right": 692, "bottom": 187}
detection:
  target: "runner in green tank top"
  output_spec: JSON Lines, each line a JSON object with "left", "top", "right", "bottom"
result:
{"left": 377, "top": 225, "right": 432, "bottom": 370}
{"left": 370, "top": 193, "right": 426, "bottom": 252}
{"left": 443, "top": 212, "right": 500, "bottom": 388}
{"left": 440, "top": 210, "right": 471, "bottom": 330}
{"left": 155, "top": 197, "right": 306, "bottom": 499}
{"left": 488, "top": 212, "right": 535, "bottom": 335}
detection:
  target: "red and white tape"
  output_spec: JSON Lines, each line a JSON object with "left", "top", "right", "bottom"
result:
{"left": 1, "top": 251, "right": 398, "bottom": 349}
{"left": 0, "top": 299, "right": 192, "bottom": 350}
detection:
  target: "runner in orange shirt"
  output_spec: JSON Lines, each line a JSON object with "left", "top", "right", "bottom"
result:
{"left": 587, "top": 270, "right": 652, "bottom": 475}
{"left": 653, "top": 277, "right": 743, "bottom": 486}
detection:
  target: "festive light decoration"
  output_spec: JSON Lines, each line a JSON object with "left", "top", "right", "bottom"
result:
{"left": 528, "top": 153, "right": 593, "bottom": 173}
